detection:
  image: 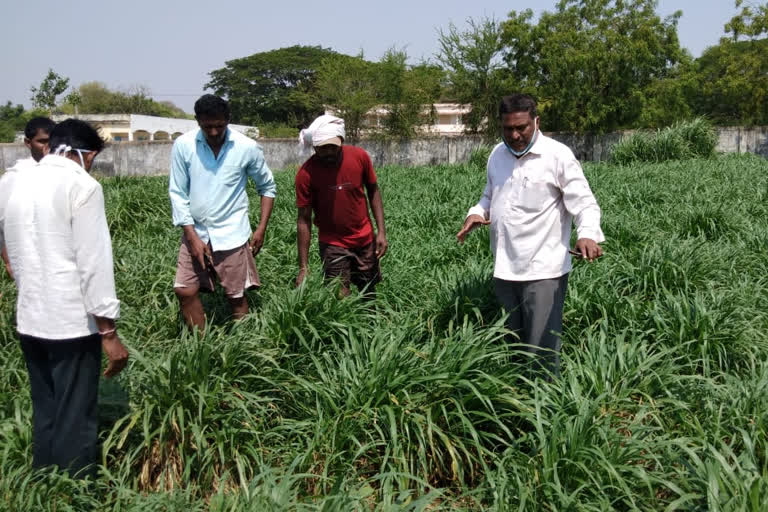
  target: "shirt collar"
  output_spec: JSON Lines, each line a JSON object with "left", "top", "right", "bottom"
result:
{"left": 196, "top": 127, "right": 234, "bottom": 146}
{"left": 526, "top": 130, "right": 545, "bottom": 156}
{"left": 39, "top": 154, "right": 88, "bottom": 174}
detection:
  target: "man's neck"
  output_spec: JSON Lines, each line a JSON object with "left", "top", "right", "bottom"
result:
{"left": 207, "top": 138, "right": 226, "bottom": 158}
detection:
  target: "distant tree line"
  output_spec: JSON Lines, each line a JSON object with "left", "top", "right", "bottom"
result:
{"left": 2, "top": 1, "right": 765, "bottom": 143}
{"left": 0, "top": 70, "right": 190, "bottom": 142}
{"left": 206, "top": 0, "right": 768, "bottom": 138}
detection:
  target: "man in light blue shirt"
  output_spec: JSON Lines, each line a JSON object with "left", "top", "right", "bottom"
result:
{"left": 169, "top": 94, "right": 276, "bottom": 330}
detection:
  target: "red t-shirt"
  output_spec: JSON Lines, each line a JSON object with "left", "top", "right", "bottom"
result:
{"left": 295, "top": 145, "right": 377, "bottom": 249}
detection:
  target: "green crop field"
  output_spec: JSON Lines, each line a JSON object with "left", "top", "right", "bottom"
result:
{"left": 1, "top": 153, "right": 767, "bottom": 510}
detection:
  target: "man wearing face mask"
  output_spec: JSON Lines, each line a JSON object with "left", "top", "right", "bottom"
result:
{"left": 457, "top": 94, "right": 604, "bottom": 377}
{"left": 295, "top": 114, "right": 387, "bottom": 297}
{"left": 2, "top": 116, "right": 56, "bottom": 280}
{"left": 169, "top": 94, "right": 276, "bottom": 330}
{"left": 0, "top": 119, "right": 129, "bottom": 477}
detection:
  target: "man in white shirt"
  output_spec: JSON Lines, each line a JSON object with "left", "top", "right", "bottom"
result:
{"left": 457, "top": 94, "right": 604, "bottom": 376}
{"left": 1, "top": 116, "right": 55, "bottom": 279}
{"left": 0, "top": 119, "right": 129, "bottom": 477}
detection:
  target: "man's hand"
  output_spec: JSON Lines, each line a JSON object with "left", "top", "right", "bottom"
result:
{"left": 2, "top": 247, "right": 13, "bottom": 281}
{"left": 574, "top": 238, "right": 603, "bottom": 262}
{"left": 456, "top": 214, "right": 491, "bottom": 243}
{"left": 187, "top": 232, "right": 212, "bottom": 268}
{"left": 375, "top": 232, "right": 388, "bottom": 259}
{"left": 295, "top": 267, "right": 308, "bottom": 288}
{"left": 102, "top": 333, "right": 129, "bottom": 378}
{"left": 250, "top": 227, "right": 266, "bottom": 256}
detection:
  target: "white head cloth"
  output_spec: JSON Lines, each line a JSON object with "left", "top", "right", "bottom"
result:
{"left": 298, "top": 115, "right": 346, "bottom": 150}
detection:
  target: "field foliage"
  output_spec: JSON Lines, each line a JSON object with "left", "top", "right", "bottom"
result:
{"left": 610, "top": 118, "right": 719, "bottom": 165}
{"left": 1, "top": 153, "right": 767, "bottom": 510}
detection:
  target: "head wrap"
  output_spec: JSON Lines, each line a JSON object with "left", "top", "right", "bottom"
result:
{"left": 299, "top": 115, "right": 346, "bottom": 150}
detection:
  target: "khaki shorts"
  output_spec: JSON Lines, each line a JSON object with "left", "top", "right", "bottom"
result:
{"left": 319, "top": 241, "right": 381, "bottom": 291}
{"left": 174, "top": 235, "right": 260, "bottom": 298}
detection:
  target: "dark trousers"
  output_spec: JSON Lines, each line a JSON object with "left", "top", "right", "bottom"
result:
{"left": 494, "top": 274, "right": 569, "bottom": 377}
{"left": 19, "top": 333, "right": 102, "bottom": 478}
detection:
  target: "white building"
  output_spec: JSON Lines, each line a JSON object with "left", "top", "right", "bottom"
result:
{"left": 51, "top": 114, "right": 259, "bottom": 142}
{"left": 326, "top": 103, "right": 472, "bottom": 136}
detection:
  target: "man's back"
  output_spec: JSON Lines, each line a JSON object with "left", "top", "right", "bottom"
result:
{"left": 0, "top": 155, "right": 108, "bottom": 338}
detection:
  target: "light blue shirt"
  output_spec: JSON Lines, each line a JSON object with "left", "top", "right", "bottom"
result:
{"left": 169, "top": 128, "right": 276, "bottom": 251}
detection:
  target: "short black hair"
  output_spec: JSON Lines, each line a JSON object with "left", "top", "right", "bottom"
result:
{"left": 48, "top": 119, "right": 106, "bottom": 153}
{"left": 194, "top": 94, "right": 230, "bottom": 120}
{"left": 24, "top": 117, "right": 56, "bottom": 139}
{"left": 499, "top": 94, "right": 538, "bottom": 119}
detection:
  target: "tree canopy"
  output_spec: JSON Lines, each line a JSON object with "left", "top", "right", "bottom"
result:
{"left": 206, "top": 45, "right": 338, "bottom": 127}
{"left": 502, "top": 0, "right": 686, "bottom": 133}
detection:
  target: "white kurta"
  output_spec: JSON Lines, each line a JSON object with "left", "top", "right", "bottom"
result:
{"left": 0, "top": 155, "right": 120, "bottom": 339}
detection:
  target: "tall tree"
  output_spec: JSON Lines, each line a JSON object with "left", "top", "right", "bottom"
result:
{"left": 206, "top": 46, "right": 338, "bottom": 126}
{"left": 315, "top": 53, "right": 379, "bottom": 138}
{"left": 690, "top": 1, "right": 768, "bottom": 125}
{"left": 437, "top": 18, "right": 511, "bottom": 137}
{"left": 376, "top": 49, "right": 444, "bottom": 137}
{"left": 30, "top": 69, "right": 70, "bottom": 111}
{"left": 502, "top": 0, "right": 685, "bottom": 133}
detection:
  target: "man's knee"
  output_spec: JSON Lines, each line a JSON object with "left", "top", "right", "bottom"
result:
{"left": 174, "top": 285, "right": 200, "bottom": 301}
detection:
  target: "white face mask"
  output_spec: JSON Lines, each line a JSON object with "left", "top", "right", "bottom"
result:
{"left": 502, "top": 119, "right": 539, "bottom": 158}
{"left": 53, "top": 144, "right": 95, "bottom": 169}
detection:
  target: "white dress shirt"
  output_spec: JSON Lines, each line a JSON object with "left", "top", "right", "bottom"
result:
{"left": 0, "top": 155, "right": 120, "bottom": 339}
{"left": 467, "top": 133, "right": 604, "bottom": 281}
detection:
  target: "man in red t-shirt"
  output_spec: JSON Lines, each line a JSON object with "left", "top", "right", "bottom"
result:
{"left": 295, "top": 116, "right": 387, "bottom": 296}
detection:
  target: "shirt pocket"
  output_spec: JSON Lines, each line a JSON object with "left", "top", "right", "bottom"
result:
{"left": 219, "top": 165, "right": 245, "bottom": 187}
{"left": 514, "top": 178, "right": 555, "bottom": 212}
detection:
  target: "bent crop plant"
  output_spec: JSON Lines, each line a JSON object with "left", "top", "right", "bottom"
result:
{"left": 0, "top": 152, "right": 767, "bottom": 510}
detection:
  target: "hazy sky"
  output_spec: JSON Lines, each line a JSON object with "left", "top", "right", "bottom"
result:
{"left": 1, "top": 1, "right": 736, "bottom": 113}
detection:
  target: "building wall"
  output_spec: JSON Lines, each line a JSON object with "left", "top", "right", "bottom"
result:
{"left": 51, "top": 114, "right": 259, "bottom": 143}
{"left": 2, "top": 127, "right": 767, "bottom": 176}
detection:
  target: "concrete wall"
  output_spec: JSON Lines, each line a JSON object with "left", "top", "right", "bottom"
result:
{"left": 2, "top": 127, "right": 766, "bottom": 176}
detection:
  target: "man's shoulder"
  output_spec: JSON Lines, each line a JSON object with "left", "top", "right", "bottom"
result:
{"left": 344, "top": 145, "right": 371, "bottom": 159}
{"left": 229, "top": 129, "right": 260, "bottom": 149}
{"left": 6, "top": 157, "right": 36, "bottom": 173}
{"left": 173, "top": 130, "right": 199, "bottom": 152}
{"left": 487, "top": 142, "right": 509, "bottom": 165}
{"left": 30, "top": 156, "right": 101, "bottom": 198}
{"left": 537, "top": 134, "right": 577, "bottom": 159}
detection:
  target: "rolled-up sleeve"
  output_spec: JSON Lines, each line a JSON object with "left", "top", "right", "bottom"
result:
{"left": 169, "top": 141, "right": 194, "bottom": 226}
{"left": 466, "top": 166, "right": 493, "bottom": 220}
{"left": 247, "top": 145, "right": 277, "bottom": 198}
{"left": 72, "top": 184, "right": 120, "bottom": 319}
{"left": 558, "top": 155, "right": 605, "bottom": 243}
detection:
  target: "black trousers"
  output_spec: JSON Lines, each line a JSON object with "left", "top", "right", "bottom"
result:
{"left": 494, "top": 274, "right": 569, "bottom": 378}
{"left": 19, "top": 333, "right": 102, "bottom": 478}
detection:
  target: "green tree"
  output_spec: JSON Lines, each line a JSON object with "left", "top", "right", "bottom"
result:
{"left": 0, "top": 102, "right": 51, "bottom": 142}
{"left": 376, "top": 49, "right": 443, "bottom": 137}
{"left": 689, "top": 1, "right": 768, "bottom": 125}
{"left": 502, "top": 0, "right": 685, "bottom": 133}
{"left": 437, "top": 17, "right": 511, "bottom": 137}
{"left": 206, "top": 46, "right": 338, "bottom": 127}
{"left": 315, "top": 54, "right": 379, "bottom": 138}
{"left": 30, "top": 69, "right": 70, "bottom": 111}
{"left": 58, "top": 82, "right": 190, "bottom": 118}
{"left": 692, "top": 39, "right": 768, "bottom": 126}
{"left": 725, "top": 0, "right": 768, "bottom": 40}
{"left": 0, "top": 102, "right": 24, "bottom": 142}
